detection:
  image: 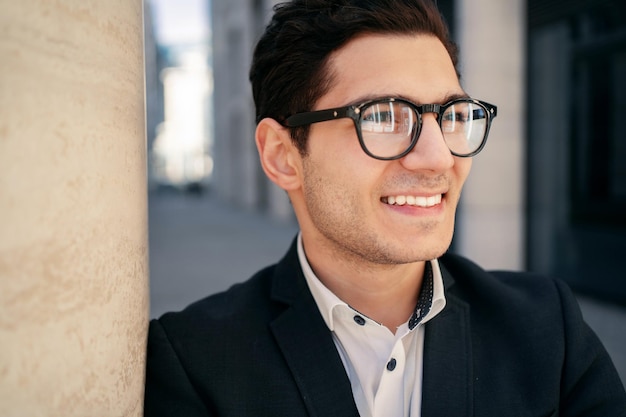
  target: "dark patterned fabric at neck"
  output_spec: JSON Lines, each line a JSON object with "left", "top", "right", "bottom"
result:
{"left": 408, "top": 262, "right": 434, "bottom": 330}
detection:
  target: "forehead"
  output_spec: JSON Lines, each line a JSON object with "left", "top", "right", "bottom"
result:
{"left": 318, "top": 33, "right": 463, "bottom": 108}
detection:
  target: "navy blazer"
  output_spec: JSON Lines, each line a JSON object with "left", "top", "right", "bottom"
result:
{"left": 144, "top": 239, "right": 626, "bottom": 416}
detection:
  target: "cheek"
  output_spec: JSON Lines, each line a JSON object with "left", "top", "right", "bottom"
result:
{"left": 307, "top": 135, "right": 378, "bottom": 187}
{"left": 309, "top": 119, "right": 364, "bottom": 157}
{"left": 454, "top": 157, "right": 472, "bottom": 188}
{"left": 302, "top": 153, "right": 383, "bottom": 223}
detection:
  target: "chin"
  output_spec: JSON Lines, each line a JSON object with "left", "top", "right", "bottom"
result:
{"left": 406, "top": 230, "right": 454, "bottom": 262}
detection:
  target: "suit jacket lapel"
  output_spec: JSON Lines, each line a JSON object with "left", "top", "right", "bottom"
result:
{"left": 267, "top": 242, "right": 474, "bottom": 417}
{"left": 269, "top": 241, "right": 360, "bottom": 417}
{"left": 421, "top": 260, "right": 474, "bottom": 417}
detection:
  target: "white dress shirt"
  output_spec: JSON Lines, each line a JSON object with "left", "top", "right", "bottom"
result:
{"left": 297, "top": 233, "right": 446, "bottom": 417}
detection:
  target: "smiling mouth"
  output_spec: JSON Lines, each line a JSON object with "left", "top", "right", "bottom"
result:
{"left": 381, "top": 194, "right": 443, "bottom": 207}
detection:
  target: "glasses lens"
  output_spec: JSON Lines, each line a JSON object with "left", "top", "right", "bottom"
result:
{"left": 359, "top": 100, "right": 418, "bottom": 158}
{"left": 440, "top": 101, "right": 488, "bottom": 156}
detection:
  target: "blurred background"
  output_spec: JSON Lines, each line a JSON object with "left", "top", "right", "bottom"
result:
{"left": 143, "top": 0, "right": 625, "bottom": 382}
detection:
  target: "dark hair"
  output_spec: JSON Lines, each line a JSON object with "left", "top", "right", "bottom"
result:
{"left": 249, "top": 0, "right": 459, "bottom": 155}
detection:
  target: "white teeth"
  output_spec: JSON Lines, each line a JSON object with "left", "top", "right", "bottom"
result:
{"left": 384, "top": 194, "right": 442, "bottom": 207}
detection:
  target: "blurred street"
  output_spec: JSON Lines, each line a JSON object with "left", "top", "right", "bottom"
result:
{"left": 148, "top": 191, "right": 626, "bottom": 385}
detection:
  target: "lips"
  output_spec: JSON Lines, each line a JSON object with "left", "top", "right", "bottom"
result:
{"left": 381, "top": 194, "right": 443, "bottom": 207}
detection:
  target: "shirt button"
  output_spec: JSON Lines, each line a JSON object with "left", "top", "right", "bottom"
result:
{"left": 387, "top": 358, "right": 397, "bottom": 371}
{"left": 353, "top": 315, "right": 366, "bottom": 326}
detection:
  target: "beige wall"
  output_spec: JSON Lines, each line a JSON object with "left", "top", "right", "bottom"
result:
{"left": 0, "top": 1, "right": 148, "bottom": 415}
{"left": 456, "top": 0, "right": 526, "bottom": 270}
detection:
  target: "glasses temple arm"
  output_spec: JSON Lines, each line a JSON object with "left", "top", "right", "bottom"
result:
{"left": 285, "top": 107, "right": 353, "bottom": 127}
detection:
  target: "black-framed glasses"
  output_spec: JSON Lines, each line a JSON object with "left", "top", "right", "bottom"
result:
{"left": 284, "top": 97, "right": 497, "bottom": 160}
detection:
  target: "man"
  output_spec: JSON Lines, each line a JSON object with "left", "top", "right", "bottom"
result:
{"left": 144, "top": 1, "right": 626, "bottom": 416}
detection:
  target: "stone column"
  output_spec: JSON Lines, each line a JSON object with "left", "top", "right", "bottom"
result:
{"left": 0, "top": 1, "right": 148, "bottom": 416}
{"left": 455, "top": 0, "right": 526, "bottom": 270}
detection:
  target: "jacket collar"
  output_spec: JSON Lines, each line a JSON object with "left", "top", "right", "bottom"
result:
{"left": 269, "top": 239, "right": 361, "bottom": 417}
{"left": 421, "top": 254, "right": 474, "bottom": 416}
{"left": 269, "top": 241, "right": 473, "bottom": 417}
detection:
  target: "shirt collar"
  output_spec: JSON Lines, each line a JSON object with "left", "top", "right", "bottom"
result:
{"left": 297, "top": 232, "right": 447, "bottom": 332}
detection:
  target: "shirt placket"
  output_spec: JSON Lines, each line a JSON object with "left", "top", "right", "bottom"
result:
{"left": 373, "top": 338, "right": 407, "bottom": 417}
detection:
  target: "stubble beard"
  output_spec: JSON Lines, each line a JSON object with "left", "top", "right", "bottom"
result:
{"left": 301, "top": 161, "right": 454, "bottom": 271}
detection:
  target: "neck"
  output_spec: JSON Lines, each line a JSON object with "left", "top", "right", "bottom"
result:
{"left": 303, "top": 238, "right": 426, "bottom": 332}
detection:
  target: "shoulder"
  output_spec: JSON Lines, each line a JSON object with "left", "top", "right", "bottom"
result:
{"left": 144, "top": 261, "right": 301, "bottom": 415}
{"left": 438, "top": 253, "right": 626, "bottom": 414}
{"left": 437, "top": 251, "right": 583, "bottom": 336}
{"left": 145, "top": 261, "right": 287, "bottom": 393}
{"left": 439, "top": 251, "right": 569, "bottom": 307}
{"left": 149, "top": 239, "right": 302, "bottom": 357}
{"left": 154, "top": 263, "right": 279, "bottom": 340}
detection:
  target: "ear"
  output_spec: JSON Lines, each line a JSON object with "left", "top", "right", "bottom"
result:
{"left": 255, "top": 118, "right": 302, "bottom": 191}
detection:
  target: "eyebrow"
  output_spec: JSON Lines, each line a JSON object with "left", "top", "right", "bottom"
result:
{"left": 344, "top": 91, "right": 470, "bottom": 107}
{"left": 438, "top": 91, "right": 471, "bottom": 103}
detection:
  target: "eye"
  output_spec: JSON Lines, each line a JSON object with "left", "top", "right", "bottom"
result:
{"left": 361, "top": 101, "right": 416, "bottom": 135}
{"left": 361, "top": 102, "right": 396, "bottom": 131}
{"left": 362, "top": 102, "right": 392, "bottom": 121}
{"left": 444, "top": 110, "right": 469, "bottom": 122}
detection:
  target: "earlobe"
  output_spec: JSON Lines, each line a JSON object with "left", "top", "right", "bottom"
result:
{"left": 255, "top": 118, "right": 302, "bottom": 191}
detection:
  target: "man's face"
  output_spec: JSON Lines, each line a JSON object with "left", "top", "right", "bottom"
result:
{"left": 293, "top": 34, "right": 472, "bottom": 267}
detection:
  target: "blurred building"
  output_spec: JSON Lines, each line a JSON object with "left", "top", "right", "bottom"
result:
{"left": 209, "top": 0, "right": 626, "bottom": 304}
{"left": 151, "top": 48, "right": 213, "bottom": 189}
{"left": 146, "top": 0, "right": 214, "bottom": 192}
{"left": 210, "top": 0, "right": 291, "bottom": 217}
{"left": 144, "top": 0, "right": 165, "bottom": 190}
{"left": 527, "top": 0, "right": 626, "bottom": 303}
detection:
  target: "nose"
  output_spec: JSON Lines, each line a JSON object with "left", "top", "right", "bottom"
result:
{"left": 399, "top": 113, "right": 455, "bottom": 172}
